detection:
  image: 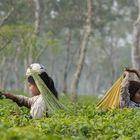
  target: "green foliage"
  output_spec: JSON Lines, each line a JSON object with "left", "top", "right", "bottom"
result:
{"left": 0, "top": 24, "right": 33, "bottom": 56}
{"left": 45, "top": 32, "right": 60, "bottom": 53}
{"left": 0, "top": 90, "right": 5, "bottom": 100}
{"left": 0, "top": 24, "right": 32, "bottom": 37}
{"left": 0, "top": 96, "right": 140, "bottom": 140}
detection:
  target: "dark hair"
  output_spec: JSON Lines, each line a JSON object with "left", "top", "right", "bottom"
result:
{"left": 129, "top": 80, "right": 140, "bottom": 101}
{"left": 28, "top": 72, "right": 58, "bottom": 99}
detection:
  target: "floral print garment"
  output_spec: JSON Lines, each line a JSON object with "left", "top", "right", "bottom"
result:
{"left": 120, "top": 73, "right": 140, "bottom": 108}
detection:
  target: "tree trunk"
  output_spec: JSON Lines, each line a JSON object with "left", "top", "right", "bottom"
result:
{"left": 24, "top": 58, "right": 28, "bottom": 92}
{"left": 23, "top": 0, "right": 41, "bottom": 92}
{"left": 29, "top": 0, "right": 41, "bottom": 64}
{"left": 0, "top": 56, "right": 6, "bottom": 89}
{"left": 1, "top": 58, "right": 13, "bottom": 89}
{"left": 94, "top": 74, "right": 100, "bottom": 94}
{"left": 71, "top": 0, "right": 92, "bottom": 102}
{"left": 62, "top": 29, "right": 71, "bottom": 94}
{"left": 132, "top": 0, "right": 140, "bottom": 70}
{"left": 13, "top": 55, "right": 19, "bottom": 89}
{"left": 33, "top": 0, "right": 41, "bottom": 35}
{"left": 0, "top": 7, "right": 14, "bottom": 26}
{"left": 109, "top": 31, "right": 117, "bottom": 84}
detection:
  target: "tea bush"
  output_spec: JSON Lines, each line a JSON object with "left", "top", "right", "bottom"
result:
{"left": 0, "top": 96, "right": 139, "bottom": 140}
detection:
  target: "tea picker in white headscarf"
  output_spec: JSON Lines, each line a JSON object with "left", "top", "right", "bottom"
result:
{"left": 2, "top": 63, "right": 58, "bottom": 119}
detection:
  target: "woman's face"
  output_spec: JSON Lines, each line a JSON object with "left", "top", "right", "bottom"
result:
{"left": 28, "top": 83, "right": 40, "bottom": 96}
{"left": 133, "top": 89, "right": 140, "bottom": 103}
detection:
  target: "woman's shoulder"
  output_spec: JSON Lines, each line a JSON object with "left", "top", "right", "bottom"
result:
{"left": 34, "top": 94, "right": 45, "bottom": 104}
{"left": 29, "top": 95, "right": 40, "bottom": 103}
{"left": 129, "top": 101, "right": 140, "bottom": 108}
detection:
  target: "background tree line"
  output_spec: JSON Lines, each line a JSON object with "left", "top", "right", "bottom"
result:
{"left": 0, "top": 0, "right": 139, "bottom": 102}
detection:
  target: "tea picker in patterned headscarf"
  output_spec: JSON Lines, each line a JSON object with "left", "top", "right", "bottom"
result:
{"left": 2, "top": 63, "right": 58, "bottom": 118}
{"left": 120, "top": 68, "right": 140, "bottom": 108}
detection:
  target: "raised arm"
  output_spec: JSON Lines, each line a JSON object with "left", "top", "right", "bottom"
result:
{"left": 125, "top": 67, "right": 140, "bottom": 79}
{"left": 120, "top": 71, "right": 130, "bottom": 108}
{"left": 2, "top": 92, "right": 32, "bottom": 108}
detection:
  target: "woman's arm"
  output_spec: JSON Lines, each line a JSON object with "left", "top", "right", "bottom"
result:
{"left": 2, "top": 92, "right": 32, "bottom": 108}
{"left": 120, "top": 72, "right": 130, "bottom": 108}
{"left": 125, "top": 67, "right": 140, "bottom": 79}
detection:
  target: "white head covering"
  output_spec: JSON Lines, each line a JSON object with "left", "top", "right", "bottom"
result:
{"left": 26, "top": 63, "right": 46, "bottom": 76}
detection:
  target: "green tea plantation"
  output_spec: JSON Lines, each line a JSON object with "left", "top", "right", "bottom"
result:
{"left": 0, "top": 96, "right": 139, "bottom": 140}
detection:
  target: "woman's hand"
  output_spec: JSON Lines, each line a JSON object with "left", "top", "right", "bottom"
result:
{"left": 123, "top": 71, "right": 129, "bottom": 78}
{"left": 0, "top": 91, "right": 10, "bottom": 99}
{"left": 2, "top": 92, "right": 12, "bottom": 98}
{"left": 0, "top": 91, "right": 4, "bottom": 99}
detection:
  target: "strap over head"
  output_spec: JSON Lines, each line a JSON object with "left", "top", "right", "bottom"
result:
{"left": 26, "top": 63, "right": 46, "bottom": 76}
